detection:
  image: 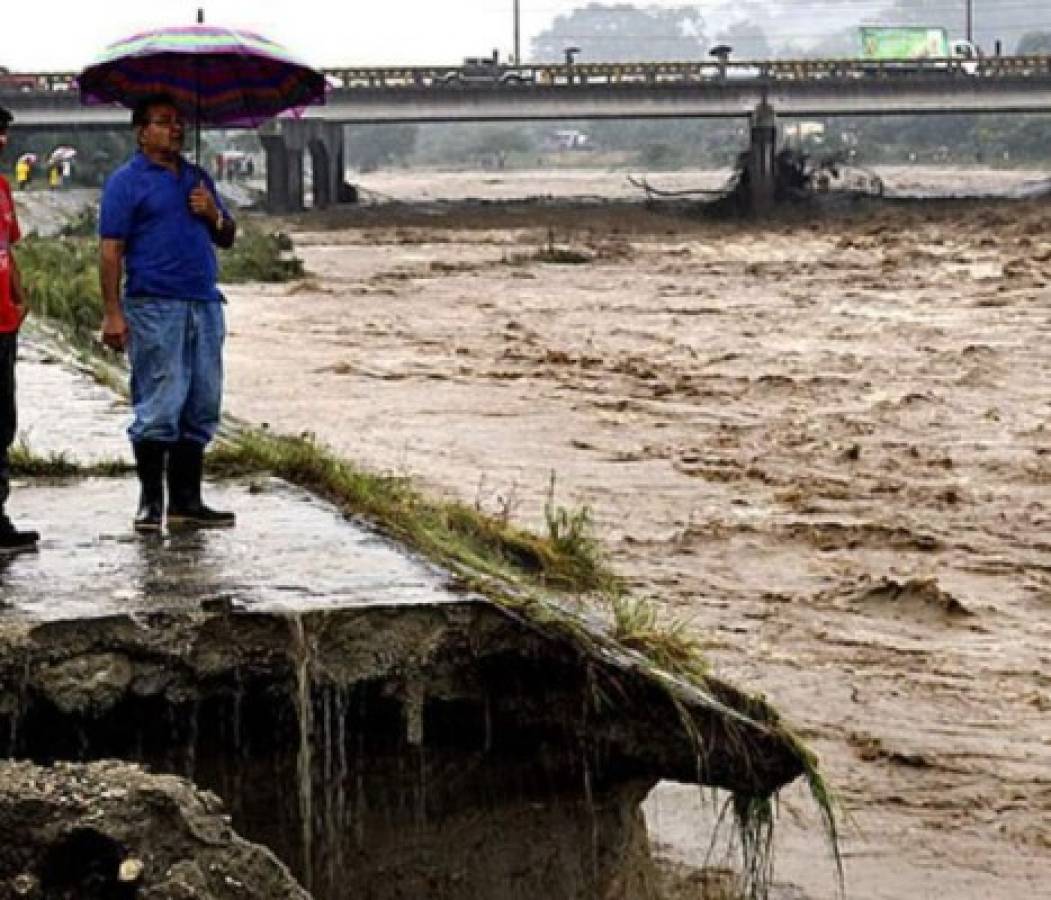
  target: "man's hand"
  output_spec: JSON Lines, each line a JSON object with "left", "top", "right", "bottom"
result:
{"left": 189, "top": 183, "right": 220, "bottom": 227}
{"left": 101, "top": 308, "right": 129, "bottom": 352}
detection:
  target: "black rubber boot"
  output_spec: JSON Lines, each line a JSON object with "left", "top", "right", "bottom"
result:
{"left": 0, "top": 513, "right": 39, "bottom": 553}
{"left": 132, "top": 441, "right": 167, "bottom": 532}
{"left": 167, "top": 440, "right": 235, "bottom": 527}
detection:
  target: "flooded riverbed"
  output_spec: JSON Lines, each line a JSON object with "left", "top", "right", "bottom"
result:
{"left": 222, "top": 169, "right": 1051, "bottom": 898}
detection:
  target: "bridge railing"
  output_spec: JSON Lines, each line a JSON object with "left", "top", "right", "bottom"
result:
{"left": 322, "top": 56, "right": 1051, "bottom": 88}
{"left": 5, "top": 56, "right": 1051, "bottom": 98}
{"left": 0, "top": 71, "right": 76, "bottom": 93}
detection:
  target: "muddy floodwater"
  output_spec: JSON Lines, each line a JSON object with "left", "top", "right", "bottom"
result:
{"left": 219, "top": 168, "right": 1051, "bottom": 899}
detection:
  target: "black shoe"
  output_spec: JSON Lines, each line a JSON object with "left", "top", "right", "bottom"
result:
{"left": 132, "top": 441, "right": 168, "bottom": 533}
{"left": 0, "top": 525, "right": 39, "bottom": 552}
{"left": 167, "top": 440, "right": 235, "bottom": 528}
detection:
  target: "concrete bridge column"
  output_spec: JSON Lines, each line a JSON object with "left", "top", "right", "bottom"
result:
{"left": 286, "top": 146, "right": 305, "bottom": 212}
{"left": 308, "top": 136, "right": 332, "bottom": 208}
{"left": 261, "top": 121, "right": 312, "bottom": 213}
{"left": 747, "top": 100, "right": 778, "bottom": 216}
{"left": 261, "top": 130, "right": 305, "bottom": 214}
{"left": 307, "top": 124, "right": 346, "bottom": 210}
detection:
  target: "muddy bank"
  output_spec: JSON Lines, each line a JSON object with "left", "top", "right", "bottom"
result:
{"left": 223, "top": 189, "right": 1051, "bottom": 898}
{"left": 0, "top": 601, "right": 810, "bottom": 899}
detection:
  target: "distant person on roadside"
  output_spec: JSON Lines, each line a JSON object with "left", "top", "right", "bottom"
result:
{"left": 14, "top": 157, "right": 30, "bottom": 191}
{"left": 0, "top": 104, "right": 40, "bottom": 552}
{"left": 98, "top": 92, "right": 238, "bottom": 533}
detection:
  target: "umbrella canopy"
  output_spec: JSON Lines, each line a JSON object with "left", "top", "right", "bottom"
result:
{"left": 77, "top": 25, "right": 326, "bottom": 128}
{"left": 17, "top": 153, "right": 37, "bottom": 164}
{"left": 48, "top": 146, "right": 77, "bottom": 164}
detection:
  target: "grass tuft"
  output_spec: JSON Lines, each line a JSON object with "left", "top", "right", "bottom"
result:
{"left": 8, "top": 442, "right": 130, "bottom": 478}
{"left": 206, "top": 429, "right": 613, "bottom": 594}
{"left": 611, "top": 594, "right": 710, "bottom": 684}
{"left": 17, "top": 236, "right": 103, "bottom": 347}
{"left": 219, "top": 226, "right": 305, "bottom": 283}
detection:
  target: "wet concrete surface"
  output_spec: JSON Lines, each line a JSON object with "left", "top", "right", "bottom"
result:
{"left": 16, "top": 336, "right": 130, "bottom": 462}
{"left": 2, "top": 339, "right": 459, "bottom": 622}
{"left": 0, "top": 478, "right": 458, "bottom": 622}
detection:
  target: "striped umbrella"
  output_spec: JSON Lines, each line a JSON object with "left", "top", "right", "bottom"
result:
{"left": 78, "top": 23, "right": 326, "bottom": 157}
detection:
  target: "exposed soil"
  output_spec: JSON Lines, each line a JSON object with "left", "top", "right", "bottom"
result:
{"left": 0, "top": 758, "right": 309, "bottom": 899}
{"left": 222, "top": 169, "right": 1051, "bottom": 898}
{"left": 0, "top": 600, "right": 806, "bottom": 899}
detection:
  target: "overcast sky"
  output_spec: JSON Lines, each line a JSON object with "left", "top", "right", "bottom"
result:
{"left": 0, "top": 0, "right": 631, "bottom": 70}
{"left": 0, "top": 0, "right": 871, "bottom": 71}
{"left": 4, "top": 1, "right": 1027, "bottom": 71}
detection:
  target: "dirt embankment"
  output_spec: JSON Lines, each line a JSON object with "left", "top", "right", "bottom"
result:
{"left": 223, "top": 192, "right": 1051, "bottom": 899}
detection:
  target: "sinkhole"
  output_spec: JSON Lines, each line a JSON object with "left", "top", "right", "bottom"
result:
{"left": 0, "top": 601, "right": 806, "bottom": 898}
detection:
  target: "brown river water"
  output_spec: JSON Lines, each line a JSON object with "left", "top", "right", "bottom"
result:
{"left": 27, "top": 167, "right": 1050, "bottom": 899}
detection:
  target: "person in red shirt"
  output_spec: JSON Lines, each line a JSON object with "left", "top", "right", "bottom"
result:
{"left": 0, "top": 104, "right": 39, "bottom": 551}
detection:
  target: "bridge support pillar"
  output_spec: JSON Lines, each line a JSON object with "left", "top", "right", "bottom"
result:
{"left": 261, "top": 129, "right": 305, "bottom": 214}
{"left": 747, "top": 101, "right": 778, "bottom": 216}
{"left": 264, "top": 122, "right": 353, "bottom": 212}
{"left": 307, "top": 124, "right": 347, "bottom": 210}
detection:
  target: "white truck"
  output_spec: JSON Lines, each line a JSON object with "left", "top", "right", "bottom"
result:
{"left": 859, "top": 27, "right": 980, "bottom": 74}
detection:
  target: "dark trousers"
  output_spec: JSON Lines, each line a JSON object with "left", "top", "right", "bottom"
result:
{"left": 0, "top": 331, "right": 16, "bottom": 519}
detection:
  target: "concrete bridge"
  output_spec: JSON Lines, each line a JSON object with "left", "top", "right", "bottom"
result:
{"left": 5, "top": 55, "right": 1051, "bottom": 212}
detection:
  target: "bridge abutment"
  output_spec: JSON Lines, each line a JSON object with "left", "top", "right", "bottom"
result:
{"left": 308, "top": 124, "right": 348, "bottom": 210}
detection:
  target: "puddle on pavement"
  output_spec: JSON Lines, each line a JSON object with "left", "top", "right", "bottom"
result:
{"left": 0, "top": 477, "right": 456, "bottom": 621}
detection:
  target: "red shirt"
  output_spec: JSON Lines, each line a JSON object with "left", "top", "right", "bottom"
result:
{"left": 0, "top": 175, "right": 22, "bottom": 333}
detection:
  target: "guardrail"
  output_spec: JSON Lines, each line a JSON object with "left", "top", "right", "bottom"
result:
{"left": 4, "top": 56, "right": 1051, "bottom": 97}
{"left": 321, "top": 56, "right": 1051, "bottom": 88}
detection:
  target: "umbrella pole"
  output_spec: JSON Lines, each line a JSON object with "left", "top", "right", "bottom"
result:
{"left": 195, "top": 7, "right": 204, "bottom": 166}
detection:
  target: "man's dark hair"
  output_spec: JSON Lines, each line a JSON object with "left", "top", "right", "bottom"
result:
{"left": 131, "top": 93, "right": 179, "bottom": 128}
{"left": 0, "top": 105, "right": 12, "bottom": 131}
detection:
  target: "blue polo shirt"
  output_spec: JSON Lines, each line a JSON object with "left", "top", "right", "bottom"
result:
{"left": 99, "top": 152, "right": 231, "bottom": 302}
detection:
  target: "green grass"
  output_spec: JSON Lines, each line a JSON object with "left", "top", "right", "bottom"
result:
{"left": 8, "top": 442, "right": 129, "bottom": 478}
{"left": 218, "top": 226, "right": 305, "bottom": 283}
{"left": 611, "top": 594, "right": 711, "bottom": 684}
{"left": 16, "top": 225, "right": 304, "bottom": 350}
{"left": 206, "top": 429, "right": 612, "bottom": 594}
{"left": 17, "top": 236, "right": 103, "bottom": 347}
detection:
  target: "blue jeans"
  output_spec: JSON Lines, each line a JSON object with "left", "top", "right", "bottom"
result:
{"left": 124, "top": 298, "right": 225, "bottom": 446}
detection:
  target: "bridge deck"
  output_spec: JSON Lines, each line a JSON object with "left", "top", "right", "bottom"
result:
{"left": 4, "top": 57, "right": 1051, "bottom": 128}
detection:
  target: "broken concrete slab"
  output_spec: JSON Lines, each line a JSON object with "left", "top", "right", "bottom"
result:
{"left": 0, "top": 602, "right": 808, "bottom": 899}
{"left": 0, "top": 478, "right": 458, "bottom": 621}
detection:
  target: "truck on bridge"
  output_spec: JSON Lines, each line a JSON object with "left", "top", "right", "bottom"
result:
{"left": 859, "top": 27, "right": 980, "bottom": 73}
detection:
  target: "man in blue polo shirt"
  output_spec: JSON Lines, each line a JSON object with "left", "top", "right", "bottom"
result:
{"left": 99, "top": 93, "right": 238, "bottom": 532}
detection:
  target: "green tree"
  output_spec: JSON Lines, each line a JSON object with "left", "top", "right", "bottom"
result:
{"left": 531, "top": 3, "right": 707, "bottom": 63}
{"left": 347, "top": 125, "right": 417, "bottom": 172}
{"left": 1016, "top": 31, "right": 1051, "bottom": 55}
